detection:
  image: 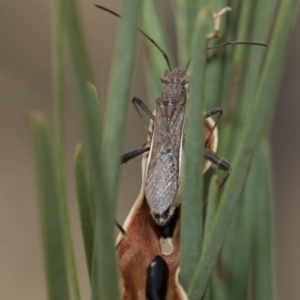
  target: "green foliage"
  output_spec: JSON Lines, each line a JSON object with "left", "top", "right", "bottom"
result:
{"left": 31, "top": 0, "right": 298, "bottom": 299}
{"left": 180, "top": 8, "right": 211, "bottom": 289}
{"left": 31, "top": 113, "right": 70, "bottom": 300}
{"left": 74, "top": 144, "right": 94, "bottom": 280}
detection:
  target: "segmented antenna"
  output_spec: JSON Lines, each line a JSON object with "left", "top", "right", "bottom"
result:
{"left": 185, "top": 41, "right": 268, "bottom": 71}
{"left": 95, "top": 5, "right": 172, "bottom": 71}
{"left": 185, "top": 59, "right": 191, "bottom": 72}
{"left": 207, "top": 41, "right": 268, "bottom": 50}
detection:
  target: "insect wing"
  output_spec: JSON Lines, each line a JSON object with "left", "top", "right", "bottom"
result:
{"left": 145, "top": 103, "right": 185, "bottom": 219}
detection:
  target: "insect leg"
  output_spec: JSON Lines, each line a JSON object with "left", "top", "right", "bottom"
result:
{"left": 115, "top": 221, "right": 126, "bottom": 235}
{"left": 132, "top": 97, "right": 155, "bottom": 138}
{"left": 204, "top": 107, "right": 223, "bottom": 147}
{"left": 115, "top": 221, "right": 126, "bottom": 250}
{"left": 204, "top": 107, "right": 223, "bottom": 119}
{"left": 121, "top": 98, "right": 154, "bottom": 164}
{"left": 121, "top": 98, "right": 153, "bottom": 164}
{"left": 204, "top": 149, "right": 231, "bottom": 187}
{"left": 121, "top": 146, "right": 150, "bottom": 164}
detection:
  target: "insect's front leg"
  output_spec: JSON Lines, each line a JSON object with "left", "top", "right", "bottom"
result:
{"left": 132, "top": 96, "right": 155, "bottom": 138}
{"left": 204, "top": 149, "right": 231, "bottom": 187}
{"left": 121, "top": 97, "right": 155, "bottom": 164}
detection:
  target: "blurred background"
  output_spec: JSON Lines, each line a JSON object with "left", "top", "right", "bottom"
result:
{"left": 0, "top": 1, "right": 299, "bottom": 299}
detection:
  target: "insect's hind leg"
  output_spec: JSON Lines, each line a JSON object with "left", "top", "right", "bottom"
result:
{"left": 204, "top": 107, "right": 223, "bottom": 148}
{"left": 204, "top": 149, "right": 231, "bottom": 187}
{"left": 204, "top": 107, "right": 223, "bottom": 119}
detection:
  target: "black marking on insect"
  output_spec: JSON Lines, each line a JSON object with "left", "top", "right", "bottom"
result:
{"left": 146, "top": 255, "right": 169, "bottom": 300}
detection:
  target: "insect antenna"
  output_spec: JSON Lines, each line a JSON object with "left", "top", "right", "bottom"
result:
{"left": 185, "top": 41, "right": 267, "bottom": 71}
{"left": 185, "top": 58, "right": 191, "bottom": 72}
{"left": 207, "top": 41, "right": 268, "bottom": 50}
{"left": 95, "top": 5, "right": 172, "bottom": 71}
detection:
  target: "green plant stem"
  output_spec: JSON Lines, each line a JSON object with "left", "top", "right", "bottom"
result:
{"left": 174, "top": 0, "right": 191, "bottom": 66}
{"left": 252, "top": 140, "right": 275, "bottom": 300}
{"left": 223, "top": 150, "right": 258, "bottom": 299}
{"left": 203, "top": 176, "right": 219, "bottom": 248}
{"left": 180, "top": 7, "right": 211, "bottom": 293}
{"left": 31, "top": 113, "right": 70, "bottom": 300}
{"left": 204, "top": 0, "right": 229, "bottom": 110}
{"left": 74, "top": 144, "right": 94, "bottom": 280}
{"left": 101, "top": 0, "right": 142, "bottom": 210}
{"left": 64, "top": 0, "right": 120, "bottom": 298}
{"left": 218, "top": 0, "right": 254, "bottom": 157}
{"left": 86, "top": 82, "right": 102, "bottom": 215}
{"left": 229, "top": 0, "right": 276, "bottom": 158}
{"left": 94, "top": 0, "right": 142, "bottom": 298}
{"left": 187, "top": 0, "right": 299, "bottom": 298}
{"left": 142, "top": 0, "right": 171, "bottom": 110}
{"left": 52, "top": 0, "right": 80, "bottom": 298}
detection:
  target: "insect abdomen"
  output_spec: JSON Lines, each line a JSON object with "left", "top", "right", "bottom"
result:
{"left": 145, "top": 148, "right": 178, "bottom": 224}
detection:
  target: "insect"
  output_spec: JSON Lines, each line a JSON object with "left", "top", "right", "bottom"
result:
{"left": 96, "top": 5, "right": 266, "bottom": 227}
{"left": 121, "top": 75, "right": 229, "bottom": 226}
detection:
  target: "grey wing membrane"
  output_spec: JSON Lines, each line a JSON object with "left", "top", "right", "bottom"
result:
{"left": 145, "top": 104, "right": 186, "bottom": 216}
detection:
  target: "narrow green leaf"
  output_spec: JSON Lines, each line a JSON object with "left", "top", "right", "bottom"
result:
{"left": 223, "top": 146, "right": 263, "bottom": 299}
{"left": 174, "top": 0, "right": 191, "bottom": 65}
{"left": 204, "top": 0, "right": 230, "bottom": 110}
{"left": 52, "top": 0, "right": 80, "bottom": 298}
{"left": 87, "top": 82, "right": 102, "bottom": 149}
{"left": 31, "top": 113, "right": 70, "bottom": 300}
{"left": 101, "top": 0, "right": 142, "bottom": 208}
{"left": 217, "top": 0, "right": 251, "bottom": 154}
{"left": 232, "top": 0, "right": 254, "bottom": 65}
{"left": 252, "top": 140, "right": 275, "bottom": 300}
{"left": 142, "top": 0, "right": 171, "bottom": 109}
{"left": 64, "top": 0, "right": 120, "bottom": 298}
{"left": 204, "top": 177, "right": 227, "bottom": 300}
{"left": 217, "top": 0, "right": 240, "bottom": 108}
{"left": 52, "top": 0, "right": 65, "bottom": 164}
{"left": 74, "top": 143, "right": 94, "bottom": 280}
{"left": 188, "top": 0, "right": 299, "bottom": 298}
{"left": 229, "top": 0, "right": 276, "bottom": 157}
{"left": 86, "top": 82, "right": 102, "bottom": 215}
{"left": 210, "top": 273, "right": 227, "bottom": 300}
{"left": 203, "top": 176, "right": 219, "bottom": 249}
{"left": 203, "top": 284, "right": 211, "bottom": 300}
{"left": 95, "top": 0, "right": 142, "bottom": 298}
{"left": 180, "top": 7, "right": 211, "bottom": 292}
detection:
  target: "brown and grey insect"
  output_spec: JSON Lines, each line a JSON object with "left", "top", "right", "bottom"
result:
{"left": 122, "top": 70, "right": 229, "bottom": 226}
{"left": 95, "top": 5, "right": 267, "bottom": 227}
{"left": 95, "top": 5, "right": 231, "bottom": 226}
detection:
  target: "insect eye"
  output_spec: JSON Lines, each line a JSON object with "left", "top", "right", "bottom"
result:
{"left": 180, "top": 76, "right": 188, "bottom": 85}
{"left": 161, "top": 70, "right": 171, "bottom": 83}
{"left": 161, "top": 76, "right": 168, "bottom": 83}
